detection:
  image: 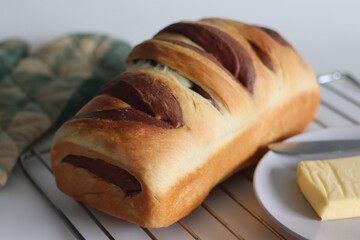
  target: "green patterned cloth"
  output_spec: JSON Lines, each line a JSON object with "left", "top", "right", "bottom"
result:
{"left": 0, "top": 34, "right": 131, "bottom": 187}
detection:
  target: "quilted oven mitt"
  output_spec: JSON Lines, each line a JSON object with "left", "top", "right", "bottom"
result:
{"left": 0, "top": 34, "right": 131, "bottom": 187}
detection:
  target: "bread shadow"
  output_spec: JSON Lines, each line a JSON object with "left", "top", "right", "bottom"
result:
{"left": 269, "top": 168, "right": 318, "bottom": 220}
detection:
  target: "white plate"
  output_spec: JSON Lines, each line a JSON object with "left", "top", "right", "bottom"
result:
{"left": 254, "top": 126, "right": 360, "bottom": 240}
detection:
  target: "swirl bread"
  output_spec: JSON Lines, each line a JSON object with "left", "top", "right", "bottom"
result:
{"left": 51, "top": 18, "right": 320, "bottom": 228}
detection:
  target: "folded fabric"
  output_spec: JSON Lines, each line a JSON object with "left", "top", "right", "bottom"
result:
{"left": 0, "top": 34, "right": 131, "bottom": 187}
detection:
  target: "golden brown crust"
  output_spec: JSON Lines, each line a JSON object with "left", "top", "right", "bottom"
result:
{"left": 51, "top": 18, "right": 320, "bottom": 228}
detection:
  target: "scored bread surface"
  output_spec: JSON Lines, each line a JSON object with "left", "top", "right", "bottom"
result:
{"left": 51, "top": 18, "right": 320, "bottom": 227}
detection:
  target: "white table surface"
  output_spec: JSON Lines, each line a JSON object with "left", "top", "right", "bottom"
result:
{"left": 1, "top": 1, "right": 360, "bottom": 239}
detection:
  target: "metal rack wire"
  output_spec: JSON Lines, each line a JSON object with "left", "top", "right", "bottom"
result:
{"left": 19, "top": 71, "right": 360, "bottom": 240}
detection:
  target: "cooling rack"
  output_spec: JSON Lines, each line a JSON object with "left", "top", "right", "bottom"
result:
{"left": 20, "top": 71, "right": 360, "bottom": 240}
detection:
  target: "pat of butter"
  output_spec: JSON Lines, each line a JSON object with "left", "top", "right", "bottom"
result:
{"left": 297, "top": 155, "right": 360, "bottom": 220}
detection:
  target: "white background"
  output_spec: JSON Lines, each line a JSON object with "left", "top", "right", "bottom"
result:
{"left": 1, "top": 0, "right": 360, "bottom": 77}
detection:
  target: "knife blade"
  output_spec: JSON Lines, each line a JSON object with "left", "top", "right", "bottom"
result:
{"left": 268, "top": 139, "right": 360, "bottom": 154}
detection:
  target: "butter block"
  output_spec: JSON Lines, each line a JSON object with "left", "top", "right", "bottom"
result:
{"left": 297, "top": 155, "right": 360, "bottom": 220}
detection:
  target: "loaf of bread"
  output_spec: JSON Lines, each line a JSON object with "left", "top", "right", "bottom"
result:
{"left": 51, "top": 18, "right": 320, "bottom": 228}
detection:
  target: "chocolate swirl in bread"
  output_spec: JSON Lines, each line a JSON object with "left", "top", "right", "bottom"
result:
{"left": 62, "top": 155, "right": 141, "bottom": 196}
{"left": 51, "top": 18, "right": 319, "bottom": 228}
{"left": 157, "top": 22, "right": 256, "bottom": 92}
{"left": 256, "top": 26, "right": 291, "bottom": 46}
{"left": 96, "top": 73, "right": 183, "bottom": 128}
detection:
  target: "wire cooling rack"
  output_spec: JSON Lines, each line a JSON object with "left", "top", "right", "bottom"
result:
{"left": 19, "top": 71, "right": 360, "bottom": 240}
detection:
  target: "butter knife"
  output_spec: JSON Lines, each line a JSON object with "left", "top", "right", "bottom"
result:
{"left": 268, "top": 139, "right": 360, "bottom": 154}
